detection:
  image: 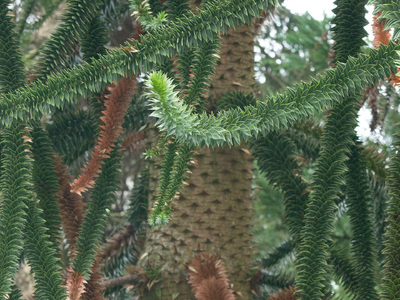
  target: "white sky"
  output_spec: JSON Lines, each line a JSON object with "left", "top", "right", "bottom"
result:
{"left": 283, "top": 0, "right": 336, "bottom": 20}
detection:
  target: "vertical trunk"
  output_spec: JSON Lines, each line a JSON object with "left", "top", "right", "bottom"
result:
{"left": 139, "top": 3, "right": 257, "bottom": 298}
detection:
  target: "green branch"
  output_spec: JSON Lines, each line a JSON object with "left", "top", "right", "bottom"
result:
{"left": 149, "top": 143, "right": 193, "bottom": 225}
{"left": 0, "top": 2, "right": 30, "bottom": 296}
{"left": 382, "top": 131, "right": 400, "bottom": 299}
{"left": 145, "top": 42, "right": 400, "bottom": 148}
{"left": 251, "top": 132, "right": 309, "bottom": 240}
{"left": 72, "top": 148, "right": 121, "bottom": 278}
{"left": 261, "top": 238, "right": 294, "bottom": 268}
{"left": 35, "top": 0, "right": 103, "bottom": 81}
{"left": 166, "top": 0, "right": 189, "bottom": 20}
{"left": 0, "top": 125, "right": 31, "bottom": 298}
{"left": 31, "top": 123, "right": 62, "bottom": 250}
{"left": 23, "top": 192, "right": 66, "bottom": 299}
{"left": 46, "top": 110, "right": 97, "bottom": 164}
{"left": 296, "top": 98, "right": 358, "bottom": 300}
{"left": 130, "top": 0, "right": 168, "bottom": 31}
{"left": 0, "top": 0, "right": 278, "bottom": 126}
{"left": 0, "top": 0, "right": 25, "bottom": 94}
{"left": 128, "top": 168, "right": 150, "bottom": 228}
{"left": 184, "top": 39, "right": 220, "bottom": 111}
{"left": 345, "top": 141, "right": 379, "bottom": 299}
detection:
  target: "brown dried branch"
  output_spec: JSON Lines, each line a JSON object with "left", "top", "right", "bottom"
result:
{"left": 66, "top": 269, "right": 87, "bottom": 300}
{"left": 65, "top": 224, "right": 137, "bottom": 299}
{"left": 188, "top": 253, "right": 235, "bottom": 300}
{"left": 81, "top": 225, "right": 137, "bottom": 299}
{"left": 101, "top": 274, "right": 138, "bottom": 289}
{"left": 101, "top": 225, "right": 137, "bottom": 265}
{"left": 268, "top": 286, "right": 298, "bottom": 300}
{"left": 54, "top": 155, "right": 85, "bottom": 258}
{"left": 373, "top": 11, "right": 391, "bottom": 48}
{"left": 80, "top": 258, "right": 104, "bottom": 300}
{"left": 373, "top": 11, "right": 400, "bottom": 90}
{"left": 121, "top": 131, "right": 146, "bottom": 153}
{"left": 71, "top": 76, "right": 137, "bottom": 195}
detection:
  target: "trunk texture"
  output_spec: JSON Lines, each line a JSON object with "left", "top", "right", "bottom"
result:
{"left": 139, "top": 2, "right": 256, "bottom": 298}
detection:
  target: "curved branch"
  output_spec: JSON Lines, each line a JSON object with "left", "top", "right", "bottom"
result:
{"left": 145, "top": 43, "right": 400, "bottom": 148}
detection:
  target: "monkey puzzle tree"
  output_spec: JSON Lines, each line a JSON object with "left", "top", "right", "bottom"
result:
{"left": 2, "top": 0, "right": 400, "bottom": 300}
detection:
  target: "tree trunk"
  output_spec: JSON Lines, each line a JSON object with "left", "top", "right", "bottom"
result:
{"left": 139, "top": 4, "right": 257, "bottom": 298}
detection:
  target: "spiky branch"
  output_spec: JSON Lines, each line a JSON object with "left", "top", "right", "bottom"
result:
{"left": 145, "top": 43, "right": 399, "bottom": 148}
{"left": 0, "top": 0, "right": 280, "bottom": 126}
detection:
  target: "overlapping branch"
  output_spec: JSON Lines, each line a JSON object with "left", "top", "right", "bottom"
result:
{"left": 68, "top": 148, "right": 121, "bottom": 298}
{"left": 372, "top": 0, "right": 400, "bottom": 40}
{"left": 145, "top": 43, "right": 400, "bottom": 148}
{"left": 0, "top": 0, "right": 279, "bottom": 126}
{"left": 71, "top": 76, "right": 137, "bottom": 195}
{"left": 54, "top": 156, "right": 85, "bottom": 257}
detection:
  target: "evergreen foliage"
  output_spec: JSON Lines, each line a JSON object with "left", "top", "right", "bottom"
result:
{"left": 382, "top": 131, "right": 400, "bottom": 299}
{"left": 295, "top": 1, "right": 378, "bottom": 298}
{"left": 183, "top": 39, "right": 220, "bottom": 111}
{"left": 2, "top": 0, "right": 400, "bottom": 298}
{"left": 72, "top": 148, "right": 121, "bottom": 278}
{"left": 128, "top": 168, "right": 150, "bottom": 228}
{"left": 130, "top": 0, "right": 168, "bottom": 30}
{"left": 0, "top": 0, "right": 25, "bottom": 94}
{"left": 166, "top": 0, "right": 190, "bottom": 20}
{"left": 23, "top": 185, "right": 66, "bottom": 299}
{"left": 0, "top": 0, "right": 279, "bottom": 126}
{"left": 81, "top": 15, "right": 108, "bottom": 63}
{"left": 9, "top": 284, "right": 23, "bottom": 300}
{"left": 36, "top": 0, "right": 104, "bottom": 81}
{"left": 296, "top": 98, "right": 358, "bottom": 299}
{"left": 146, "top": 43, "right": 399, "bottom": 148}
{"left": 344, "top": 141, "right": 378, "bottom": 299}
{"left": 30, "top": 122, "right": 62, "bottom": 249}
{"left": 0, "top": 124, "right": 31, "bottom": 298}
{"left": 261, "top": 238, "right": 294, "bottom": 269}
{"left": 252, "top": 131, "right": 309, "bottom": 240}
{"left": 47, "top": 110, "right": 97, "bottom": 164}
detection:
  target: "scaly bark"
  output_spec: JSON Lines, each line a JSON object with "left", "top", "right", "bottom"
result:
{"left": 139, "top": 1, "right": 256, "bottom": 295}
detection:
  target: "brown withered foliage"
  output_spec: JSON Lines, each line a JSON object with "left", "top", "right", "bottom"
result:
{"left": 101, "top": 225, "right": 137, "bottom": 267}
{"left": 66, "top": 269, "right": 87, "bottom": 300}
{"left": 80, "top": 257, "right": 104, "bottom": 300}
{"left": 54, "top": 155, "right": 85, "bottom": 258}
{"left": 373, "top": 11, "right": 400, "bottom": 89}
{"left": 188, "top": 253, "right": 235, "bottom": 300}
{"left": 71, "top": 76, "right": 137, "bottom": 195}
{"left": 81, "top": 225, "right": 137, "bottom": 299}
{"left": 121, "top": 131, "right": 146, "bottom": 152}
{"left": 373, "top": 11, "right": 391, "bottom": 49}
{"left": 268, "top": 286, "right": 299, "bottom": 300}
